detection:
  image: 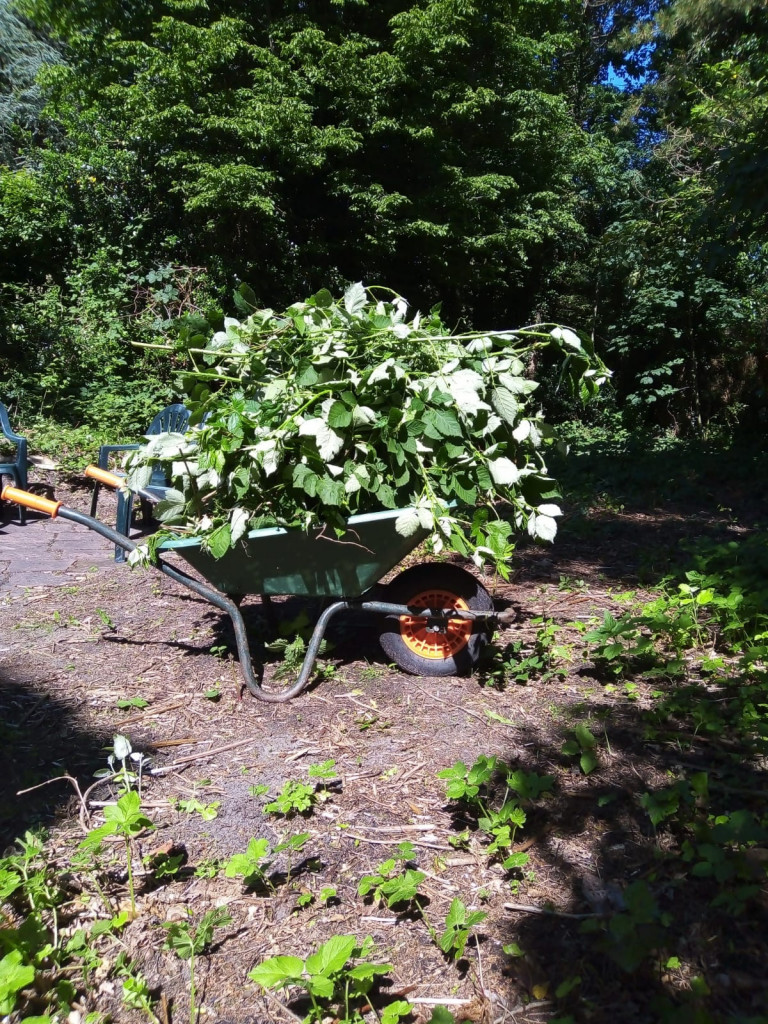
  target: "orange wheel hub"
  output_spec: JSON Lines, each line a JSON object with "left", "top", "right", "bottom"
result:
{"left": 399, "top": 589, "right": 472, "bottom": 660}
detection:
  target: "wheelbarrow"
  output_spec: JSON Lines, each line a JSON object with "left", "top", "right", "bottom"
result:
{"left": 2, "top": 473, "right": 498, "bottom": 703}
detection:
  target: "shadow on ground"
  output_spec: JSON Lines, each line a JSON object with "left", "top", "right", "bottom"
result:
{"left": 0, "top": 669, "right": 111, "bottom": 849}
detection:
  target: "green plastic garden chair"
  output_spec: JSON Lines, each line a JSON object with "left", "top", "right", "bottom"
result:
{"left": 0, "top": 402, "right": 28, "bottom": 523}
{"left": 90, "top": 403, "right": 191, "bottom": 561}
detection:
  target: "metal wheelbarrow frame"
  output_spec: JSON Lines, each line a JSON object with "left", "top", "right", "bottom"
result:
{"left": 2, "top": 477, "right": 499, "bottom": 703}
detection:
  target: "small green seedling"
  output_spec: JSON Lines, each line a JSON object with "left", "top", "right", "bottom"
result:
{"left": 358, "top": 843, "right": 424, "bottom": 910}
{"left": 94, "top": 734, "right": 147, "bottom": 795}
{"left": 225, "top": 834, "right": 310, "bottom": 891}
{"left": 438, "top": 898, "right": 487, "bottom": 960}
{"left": 0, "top": 950, "right": 35, "bottom": 1015}
{"left": 249, "top": 934, "right": 402, "bottom": 1024}
{"left": 562, "top": 724, "right": 599, "bottom": 775}
{"left": 80, "top": 791, "right": 154, "bottom": 915}
{"left": 264, "top": 780, "right": 316, "bottom": 816}
{"left": 164, "top": 907, "right": 231, "bottom": 1024}
{"left": 224, "top": 838, "right": 272, "bottom": 889}
{"left": 176, "top": 797, "right": 220, "bottom": 821}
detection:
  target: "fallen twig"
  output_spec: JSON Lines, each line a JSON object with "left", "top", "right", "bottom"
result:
{"left": 17, "top": 774, "right": 91, "bottom": 834}
{"left": 149, "top": 736, "right": 254, "bottom": 773}
{"left": 412, "top": 684, "right": 492, "bottom": 726}
{"left": 504, "top": 901, "right": 598, "bottom": 920}
{"left": 343, "top": 832, "right": 454, "bottom": 852}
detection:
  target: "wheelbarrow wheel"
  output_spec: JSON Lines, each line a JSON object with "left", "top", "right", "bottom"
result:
{"left": 379, "top": 563, "right": 494, "bottom": 676}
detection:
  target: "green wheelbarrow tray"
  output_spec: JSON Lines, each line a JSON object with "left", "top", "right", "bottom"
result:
{"left": 159, "top": 508, "right": 432, "bottom": 598}
{"left": 1, "top": 484, "right": 500, "bottom": 705}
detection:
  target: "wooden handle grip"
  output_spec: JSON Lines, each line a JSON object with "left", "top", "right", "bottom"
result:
{"left": 85, "top": 465, "right": 125, "bottom": 489}
{"left": 1, "top": 485, "right": 62, "bottom": 518}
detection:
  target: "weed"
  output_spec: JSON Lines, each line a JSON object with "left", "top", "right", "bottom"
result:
{"left": 0, "top": 950, "right": 34, "bottom": 1015}
{"left": 562, "top": 723, "right": 600, "bottom": 775}
{"left": 93, "top": 734, "right": 147, "bottom": 796}
{"left": 193, "top": 858, "right": 221, "bottom": 879}
{"left": 249, "top": 934, "right": 407, "bottom": 1024}
{"left": 264, "top": 761, "right": 338, "bottom": 816}
{"left": 176, "top": 796, "right": 220, "bottom": 820}
{"left": 95, "top": 607, "right": 115, "bottom": 630}
{"left": 438, "top": 756, "right": 553, "bottom": 872}
{"left": 264, "top": 780, "right": 315, "bottom": 815}
{"left": 115, "top": 696, "right": 149, "bottom": 709}
{"left": 482, "top": 618, "right": 568, "bottom": 686}
{"left": 225, "top": 834, "right": 310, "bottom": 891}
{"left": 115, "top": 954, "right": 160, "bottom": 1023}
{"left": 358, "top": 843, "right": 425, "bottom": 910}
{"left": 438, "top": 898, "right": 486, "bottom": 960}
{"left": 80, "top": 791, "right": 155, "bottom": 915}
{"left": 163, "top": 907, "right": 232, "bottom": 1024}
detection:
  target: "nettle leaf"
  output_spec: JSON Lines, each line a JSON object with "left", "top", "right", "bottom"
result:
{"left": 230, "top": 507, "right": 250, "bottom": 543}
{"left": 298, "top": 418, "right": 344, "bottom": 461}
{"left": 395, "top": 508, "right": 421, "bottom": 538}
{"left": 206, "top": 522, "right": 232, "bottom": 558}
{"left": 305, "top": 935, "right": 357, "bottom": 978}
{"left": 327, "top": 401, "right": 352, "bottom": 429}
{"left": 154, "top": 488, "right": 187, "bottom": 523}
{"left": 488, "top": 457, "right": 520, "bottom": 486}
{"left": 248, "top": 955, "right": 305, "bottom": 990}
{"left": 550, "top": 326, "right": 582, "bottom": 349}
{"left": 344, "top": 281, "right": 367, "bottom": 316}
{"left": 512, "top": 419, "right": 531, "bottom": 442}
{"left": 351, "top": 405, "right": 377, "bottom": 427}
{"left": 491, "top": 387, "right": 520, "bottom": 426}
{"left": 499, "top": 374, "right": 539, "bottom": 396}
{"left": 442, "top": 369, "right": 488, "bottom": 416}
{"left": 527, "top": 513, "right": 558, "bottom": 543}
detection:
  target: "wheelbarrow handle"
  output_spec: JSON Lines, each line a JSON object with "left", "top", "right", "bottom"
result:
{"left": 1, "top": 485, "right": 62, "bottom": 518}
{"left": 84, "top": 465, "right": 124, "bottom": 489}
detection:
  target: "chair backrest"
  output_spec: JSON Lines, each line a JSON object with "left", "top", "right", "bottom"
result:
{"left": 0, "top": 402, "right": 28, "bottom": 491}
{"left": 0, "top": 402, "right": 26, "bottom": 453}
{"left": 147, "top": 403, "right": 191, "bottom": 436}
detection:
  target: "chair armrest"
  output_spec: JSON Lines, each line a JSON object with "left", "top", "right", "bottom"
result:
{"left": 96, "top": 443, "right": 141, "bottom": 470}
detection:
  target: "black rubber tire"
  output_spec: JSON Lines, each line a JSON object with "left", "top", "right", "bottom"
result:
{"left": 378, "top": 563, "right": 494, "bottom": 676}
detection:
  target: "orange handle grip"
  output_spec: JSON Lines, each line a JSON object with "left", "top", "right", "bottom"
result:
{"left": 85, "top": 465, "right": 125, "bottom": 489}
{"left": 1, "top": 485, "right": 62, "bottom": 518}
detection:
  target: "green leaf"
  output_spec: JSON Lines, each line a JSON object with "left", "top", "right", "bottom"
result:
{"left": 574, "top": 724, "right": 597, "bottom": 749}
{"left": 248, "top": 955, "right": 305, "bottom": 990}
{"left": 395, "top": 508, "right": 421, "bottom": 538}
{"left": 305, "top": 935, "right": 356, "bottom": 978}
{"left": 0, "top": 950, "right": 35, "bottom": 1015}
{"left": 298, "top": 418, "right": 344, "bottom": 461}
{"left": 306, "top": 974, "right": 335, "bottom": 998}
{"left": 205, "top": 522, "right": 232, "bottom": 559}
{"left": 491, "top": 386, "right": 520, "bottom": 425}
{"left": 488, "top": 457, "right": 520, "bottom": 486}
{"left": 327, "top": 401, "right": 352, "bottom": 429}
{"left": 580, "top": 751, "right": 599, "bottom": 775}
{"left": 347, "top": 962, "right": 392, "bottom": 981}
{"left": 234, "top": 283, "right": 258, "bottom": 314}
{"left": 344, "top": 281, "right": 367, "bottom": 316}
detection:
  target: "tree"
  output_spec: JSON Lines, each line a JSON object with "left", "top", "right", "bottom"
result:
{"left": 15, "top": 0, "right": 598, "bottom": 325}
{"left": 0, "top": 0, "right": 61, "bottom": 165}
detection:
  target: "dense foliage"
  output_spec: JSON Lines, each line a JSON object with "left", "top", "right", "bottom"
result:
{"left": 125, "top": 284, "right": 608, "bottom": 569}
{"left": 0, "top": 0, "right": 766, "bottom": 438}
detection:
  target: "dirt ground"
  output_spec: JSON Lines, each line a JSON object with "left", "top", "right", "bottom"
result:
{"left": 1, "top": 466, "right": 766, "bottom": 1024}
